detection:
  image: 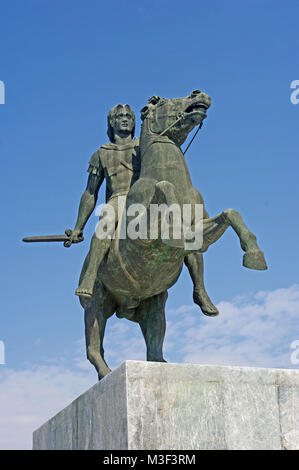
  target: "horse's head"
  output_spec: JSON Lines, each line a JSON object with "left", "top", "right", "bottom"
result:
{"left": 140, "top": 90, "right": 211, "bottom": 146}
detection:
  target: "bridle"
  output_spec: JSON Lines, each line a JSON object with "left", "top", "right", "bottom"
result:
{"left": 158, "top": 111, "right": 203, "bottom": 155}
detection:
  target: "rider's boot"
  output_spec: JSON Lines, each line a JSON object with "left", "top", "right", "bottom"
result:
{"left": 75, "top": 236, "right": 111, "bottom": 298}
{"left": 184, "top": 252, "right": 219, "bottom": 316}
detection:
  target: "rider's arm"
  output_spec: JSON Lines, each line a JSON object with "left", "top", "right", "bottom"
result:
{"left": 70, "top": 152, "right": 104, "bottom": 242}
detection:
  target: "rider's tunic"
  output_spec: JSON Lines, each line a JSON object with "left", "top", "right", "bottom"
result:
{"left": 87, "top": 139, "right": 140, "bottom": 229}
{"left": 88, "top": 139, "right": 140, "bottom": 204}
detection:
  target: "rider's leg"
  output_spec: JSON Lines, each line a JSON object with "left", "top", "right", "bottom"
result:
{"left": 184, "top": 252, "right": 219, "bottom": 316}
{"left": 76, "top": 197, "right": 121, "bottom": 298}
{"left": 75, "top": 235, "right": 111, "bottom": 298}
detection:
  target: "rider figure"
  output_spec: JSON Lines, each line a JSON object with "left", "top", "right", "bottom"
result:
{"left": 68, "top": 104, "right": 218, "bottom": 316}
{"left": 68, "top": 104, "right": 139, "bottom": 299}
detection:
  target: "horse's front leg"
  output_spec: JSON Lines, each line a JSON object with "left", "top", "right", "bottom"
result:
{"left": 184, "top": 252, "right": 219, "bottom": 316}
{"left": 222, "top": 209, "right": 267, "bottom": 270}
{"left": 202, "top": 209, "right": 267, "bottom": 270}
{"left": 135, "top": 291, "right": 168, "bottom": 362}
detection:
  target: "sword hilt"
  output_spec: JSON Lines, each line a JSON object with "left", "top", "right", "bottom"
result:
{"left": 63, "top": 229, "right": 84, "bottom": 247}
{"left": 64, "top": 229, "right": 73, "bottom": 247}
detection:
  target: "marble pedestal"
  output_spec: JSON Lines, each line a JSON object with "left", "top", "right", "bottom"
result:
{"left": 33, "top": 361, "right": 299, "bottom": 450}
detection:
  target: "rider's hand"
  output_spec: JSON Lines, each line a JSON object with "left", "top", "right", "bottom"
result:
{"left": 64, "top": 229, "right": 84, "bottom": 247}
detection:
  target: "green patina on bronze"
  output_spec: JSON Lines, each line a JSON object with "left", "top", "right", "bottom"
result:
{"left": 23, "top": 90, "right": 267, "bottom": 381}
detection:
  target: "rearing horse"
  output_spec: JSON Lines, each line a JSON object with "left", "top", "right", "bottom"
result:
{"left": 79, "top": 89, "right": 267, "bottom": 380}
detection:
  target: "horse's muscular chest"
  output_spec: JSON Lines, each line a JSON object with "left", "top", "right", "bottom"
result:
{"left": 140, "top": 142, "right": 192, "bottom": 191}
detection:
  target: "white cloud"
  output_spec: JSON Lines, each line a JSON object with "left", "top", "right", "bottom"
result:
{"left": 165, "top": 284, "right": 299, "bottom": 368}
{"left": 0, "top": 284, "right": 298, "bottom": 449}
{"left": 0, "top": 364, "right": 95, "bottom": 450}
{"left": 104, "top": 320, "right": 146, "bottom": 363}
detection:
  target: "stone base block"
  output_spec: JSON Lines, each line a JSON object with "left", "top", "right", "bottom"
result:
{"left": 33, "top": 361, "right": 299, "bottom": 450}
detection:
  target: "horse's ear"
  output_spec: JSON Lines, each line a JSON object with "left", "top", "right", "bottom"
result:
{"left": 141, "top": 96, "right": 161, "bottom": 120}
{"left": 140, "top": 105, "right": 149, "bottom": 120}
{"left": 148, "top": 95, "right": 160, "bottom": 105}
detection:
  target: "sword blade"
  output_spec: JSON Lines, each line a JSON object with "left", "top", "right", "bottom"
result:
{"left": 22, "top": 235, "right": 70, "bottom": 243}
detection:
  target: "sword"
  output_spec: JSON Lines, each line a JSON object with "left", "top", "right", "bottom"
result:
{"left": 22, "top": 229, "right": 83, "bottom": 247}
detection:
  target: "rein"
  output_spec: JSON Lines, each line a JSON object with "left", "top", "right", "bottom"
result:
{"left": 159, "top": 112, "right": 185, "bottom": 136}
{"left": 158, "top": 112, "right": 203, "bottom": 155}
{"left": 183, "top": 123, "right": 203, "bottom": 155}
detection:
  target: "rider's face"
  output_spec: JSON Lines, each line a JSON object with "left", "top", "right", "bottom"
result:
{"left": 114, "top": 108, "right": 134, "bottom": 135}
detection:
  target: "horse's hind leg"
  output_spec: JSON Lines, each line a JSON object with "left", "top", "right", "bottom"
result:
{"left": 135, "top": 292, "right": 168, "bottom": 362}
{"left": 202, "top": 209, "right": 267, "bottom": 270}
{"left": 82, "top": 283, "right": 116, "bottom": 380}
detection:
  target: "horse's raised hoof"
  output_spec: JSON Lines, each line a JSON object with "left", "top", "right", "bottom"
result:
{"left": 243, "top": 250, "right": 267, "bottom": 270}
{"left": 193, "top": 288, "right": 219, "bottom": 316}
{"left": 75, "top": 287, "right": 93, "bottom": 298}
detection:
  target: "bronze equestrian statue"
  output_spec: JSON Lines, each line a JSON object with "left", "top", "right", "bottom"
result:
{"left": 74, "top": 89, "right": 267, "bottom": 380}
{"left": 23, "top": 89, "right": 267, "bottom": 381}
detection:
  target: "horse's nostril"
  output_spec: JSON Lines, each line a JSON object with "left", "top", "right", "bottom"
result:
{"left": 191, "top": 90, "right": 201, "bottom": 95}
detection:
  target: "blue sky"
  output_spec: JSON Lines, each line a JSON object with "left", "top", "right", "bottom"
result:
{"left": 0, "top": 0, "right": 298, "bottom": 448}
